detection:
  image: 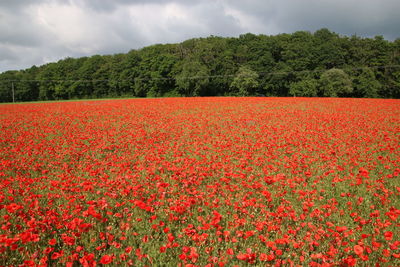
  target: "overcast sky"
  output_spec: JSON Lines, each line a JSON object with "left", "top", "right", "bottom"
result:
{"left": 1, "top": 0, "right": 399, "bottom": 72}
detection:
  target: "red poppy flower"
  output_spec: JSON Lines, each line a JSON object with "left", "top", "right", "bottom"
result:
{"left": 354, "top": 245, "right": 364, "bottom": 255}
{"left": 384, "top": 231, "right": 393, "bottom": 241}
{"left": 100, "top": 255, "right": 113, "bottom": 265}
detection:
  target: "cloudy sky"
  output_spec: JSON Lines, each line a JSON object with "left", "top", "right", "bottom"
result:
{"left": 1, "top": 0, "right": 399, "bottom": 72}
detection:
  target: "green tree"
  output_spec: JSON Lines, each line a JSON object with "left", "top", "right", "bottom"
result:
{"left": 1, "top": 29, "right": 399, "bottom": 101}
{"left": 353, "top": 68, "right": 381, "bottom": 98}
{"left": 175, "top": 60, "right": 210, "bottom": 96}
{"left": 0, "top": 71, "right": 17, "bottom": 102}
{"left": 134, "top": 77, "right": 147, "bottom": 97}
{"left": 264, "top": 62, "right": 293, "bottom": 96}
{"left": 36, "top": 62, "right": 59, "bottom": 100}
{"left": 76, "top": 55, "right": 107, "bottom": 98}
{"left": 281, "top": 31, "right": 315, "bottom": 71}
{"left": 384, "top": 68, "right": 400, "bottom": 98}
{"left": 116, "top": 51, "right": 141, "bottom": 96}
{"left": 381, "top": 39, "right": 400, "bottom": 98}
{"left": 192, "top": 37, "right": 235, "bottom": 96}
{"left": 53, "top": 57, "right": 83, "bottom": 99}
{"left": 289, "top": 75, "right": 318, "bottom": 97}
{"left": 313, "top": 28, "right": 347, "bottom": 69}
{"left": 319, "top": 68, "right": 353, "bottom": 97}
{"left": 230, "top": 66, "right": 259, "bottom": 96}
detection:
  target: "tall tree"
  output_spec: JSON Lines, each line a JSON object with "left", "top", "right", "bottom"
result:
{"left": 230, "top": 66, "right": 259, "bottom": 96}
{"left": 175, "top": 60, "right": 210, "bottom": 96}
{"left": 0, "top": 71, "right": 18, "bottom": 102}
{"left": 289, "top": 74, "right": 318, "bottom": 97}
{"left": 281, "top": 31, "right": 315, "bottom": 71}
{"left": 319, "top": 68, "right": 353, "bottom": 97}
{"left": 75, "top": 55, "right": 107, "bottom": 98}
{"left": 353, "top": 67, "right": 381, "bottom": 98}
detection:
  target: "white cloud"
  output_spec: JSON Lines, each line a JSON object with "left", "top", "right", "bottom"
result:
{"left": 33, "top": 3, "right": 124, "bottom": 54}
{"left": 223, "top": 6, "right": 269, "bottom": 34}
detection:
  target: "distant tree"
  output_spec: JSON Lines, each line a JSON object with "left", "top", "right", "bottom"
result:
{"left": 353, "top": 67, "right": 381, "bottom": 98}
{"left": 289, "top": 75, "right": 318, "bottom": 97}
{"left": 134, "top": 77, "right": 147, "bottom": 97}
{"left": 192, "top": 36, "right": 235, "bottom": 96}
{"left": 175, "top": 60, "right": 210, "bottom": 96}
{"left": 1, "top": 29, "right": 399, "bottom": 102}
{"left": 230, "top": 66, "right": 259, "bottom": 96}
{"left": 36, "top": 62, "right": 59, "bottom": 100}
{"left": 384, "top": 68, "right": 400, "bottom": 98}
{"left": 264, "top": 62, "right": 293, "bottom": 96}
{"left": 281, "top": 31, "right": 315, "bottom": 71}
{"left": 381, "top": 39, "right": 400, "bottom": 98}
{"left": 116, "top": 51, "right": 141, "bottom": 95}
{"left": 0, "top": 71, "right": 17, "bottom": 102}
{"left": 76, "top": 55, "right": 107, "bottom": 98}
{"left": 319, "top": 68, "right": 353, "bottom": 97}
{"left": 313, "top": 28, "right": 346, "bottom": 69}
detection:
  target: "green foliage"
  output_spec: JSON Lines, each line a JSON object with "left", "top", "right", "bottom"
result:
{"left": 281, "top": 31, "right": 315, "bottom": 71}
{"left": 230, "top": 66, "right": 259, "bottom": 96}
{"left": 289, "top": 75, "right": 318, "bottom": 97}
{"left": 134, "top": 77, "right": 147, "bottom": 97}
{"left": 0, "top": 71, "right": 18, "bottom": 102}
{"left": 353, "top": 68, "right": 381, "bottom": 98}
{"left": 0, "top": 29, "right": 399, "bottom": 102}
{"left": 319, "top": 68, "right": 353, "bottom": 97}
{"left": 175, "top": 60, "right": 210, "bottom": 96}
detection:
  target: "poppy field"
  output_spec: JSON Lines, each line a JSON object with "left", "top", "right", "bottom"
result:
{"left": 0, "top": 97, "right": 399, "bottom": 266}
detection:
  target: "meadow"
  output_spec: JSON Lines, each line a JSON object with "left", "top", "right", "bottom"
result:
{"left": 0, "top": 97, "right": 399, "bottom": 266}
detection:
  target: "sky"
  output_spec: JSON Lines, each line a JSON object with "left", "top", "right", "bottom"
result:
{"left": 1, "top": 0, "right": 399, "bottom": 72}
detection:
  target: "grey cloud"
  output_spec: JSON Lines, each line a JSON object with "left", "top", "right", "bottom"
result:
{"left": 0, "top": 44, "right": 46, "bottom": 71}
{"left": 274, "top": 0, "right": 400, "bottom": 38}
{"left": 0, "top": 0, "right": 42, "bottom": 9}
{"left": 0, "top": 9, "right": 44, "bottom": 47}
{"left": 191, "top": 2, "right": 244, "bottom": 37}
{"left": 140, "top": 1, "right": 245, "bottom": 42}
{"left": 0, "top": 45, "right": 18, "bottom": 61}
{"left": 69, "top": 0, "right": 205, "bottom": 12}
{"left": 1, "top": 0, "right": 399, "bottom": 72}
{"left": 227, "top": 0, "right": 400, "bottom": 38}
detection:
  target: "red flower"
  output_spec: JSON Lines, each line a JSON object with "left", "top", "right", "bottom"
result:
{"left": 259, "top": 253, "right": 268, "bottom": 261}
{"left": 336, "top": 226, "right": 347, "bottom": 233}
{"left": 125, "top": 246, "right": 132, "bottom": 253}
{"left": 267, "top": 254, "right": 275, "bottom": 261}
{"left": 6, "top": 203, "right": 22, "bottom": 213}
{"left": 353, "top": 245, "right": 364, "bottom": 255}
{"left": 384, "top": 231, "right": 393, "bottom": 241}
{"left": 51, "top": 251, "right": 63, "bottom": 260}
{"left": 372, "top": 241, "right": 382, "bottom": 249}
{"left": 167, "top": 233, "right": 175, "bottom": 243}
{"left": 100, "top": 255, "right": 113, "bottom": 265}
{"left": 236, "top": 253, "right": 247, "bottom": 261}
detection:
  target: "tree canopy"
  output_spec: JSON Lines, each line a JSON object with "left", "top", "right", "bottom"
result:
{"left": 319, "top": 68, "right": 353, "bottom": 97}
{"left": 230, "top": 66, "right": 259, "bottom": 96}
{"left": 1, "top": 29, "right": 399, "bottom": 102}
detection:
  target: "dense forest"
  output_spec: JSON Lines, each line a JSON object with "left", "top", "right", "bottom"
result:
{"left": 1, "top": 28, "right": 399, "bottom": 102}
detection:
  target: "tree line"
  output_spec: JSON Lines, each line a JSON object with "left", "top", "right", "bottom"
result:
{"left": 1, "top": 28, "right": 399, "bottom": 102}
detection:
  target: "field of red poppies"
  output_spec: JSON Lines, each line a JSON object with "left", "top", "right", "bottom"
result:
{"left": 0, "top": 97, "right": 399, "bottom": 266}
